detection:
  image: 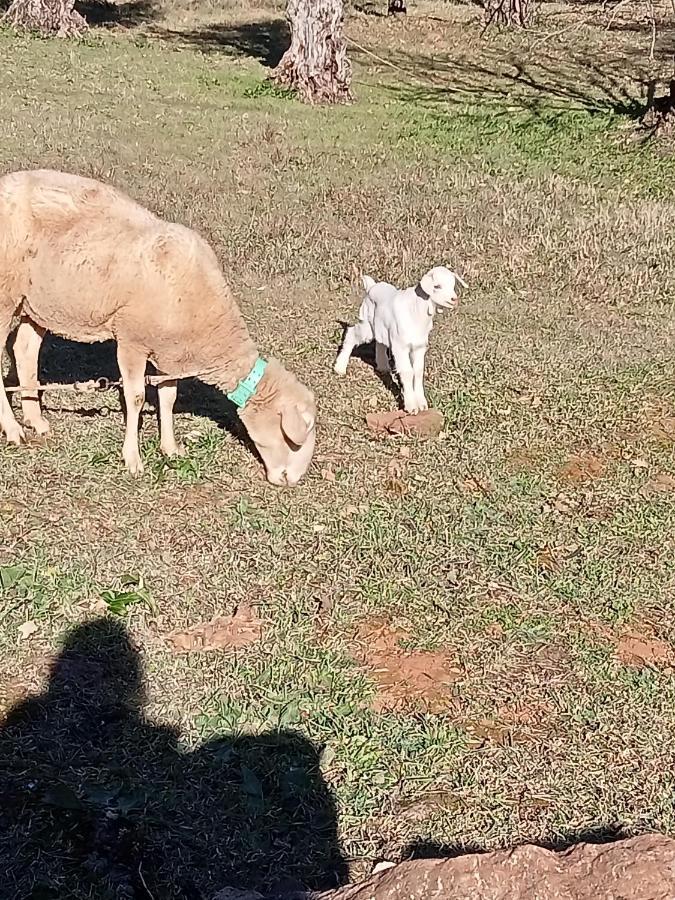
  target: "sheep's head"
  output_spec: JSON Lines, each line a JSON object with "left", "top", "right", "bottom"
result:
{"left": 238, "top": 360, "right": 316, "bottom": 487}
{"left": 419, "top": 266, "right": 467, "bottom": 310}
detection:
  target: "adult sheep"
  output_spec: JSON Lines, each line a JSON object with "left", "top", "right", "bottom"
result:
{"left": 0, "top": 169, "right": 316, "bottom": 486}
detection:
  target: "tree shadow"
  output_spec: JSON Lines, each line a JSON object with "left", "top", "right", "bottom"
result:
{"left": 75, "top": 0, "right": 156, "bottom": 28}
{"left": 154, "top": 19, "right": 290, "bottom": 68}
{"left": 0, "top": 618, "right": 346, "bottom": 899}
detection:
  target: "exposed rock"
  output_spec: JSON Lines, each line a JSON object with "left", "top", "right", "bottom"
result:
{"left": 315, "top": 834, "right": 675, "bottom": 900}
{"left": 366, "top": 409, "right": 444, "bottom": 439}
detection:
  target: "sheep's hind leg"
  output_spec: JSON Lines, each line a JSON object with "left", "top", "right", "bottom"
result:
{"left": 157, "top": 379, "right": 185, "bottom": 458}
{"left": 0, "top": 312, "right": 25, "bottom": 445}
{"left": 334, "top": 321, "right": 372, "bottom": 375}
{"left": 14, "top": 317, "right": 50, "bottom": 434}
{"left": 118, "top": 345, "right": 147, "bottom": 476}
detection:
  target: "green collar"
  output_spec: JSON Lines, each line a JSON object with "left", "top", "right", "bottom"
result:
{"left": 227, "top": 357, "right": 268, "bottom": 409}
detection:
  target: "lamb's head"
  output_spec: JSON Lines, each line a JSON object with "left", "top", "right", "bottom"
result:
{"left": 419, "top": 266, "right": 467, "bottom": 310}
{"left": 238, "top": 359, "right": 316, "bottom": 487}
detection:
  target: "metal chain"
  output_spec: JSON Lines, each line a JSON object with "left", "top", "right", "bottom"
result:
{"left": 4, "top": 374, "right": 180, "bottom": 394}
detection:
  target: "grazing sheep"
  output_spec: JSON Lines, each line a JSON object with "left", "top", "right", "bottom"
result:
{"left": 334, "top": 266, "right": 466, "bottom": 414}
{"left": 0, "top": 169, "right": 316, "bottom": 486}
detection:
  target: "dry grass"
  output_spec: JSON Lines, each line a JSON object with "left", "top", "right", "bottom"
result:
{"left": 1, "top": 1, "right": 675, "bottom": 897}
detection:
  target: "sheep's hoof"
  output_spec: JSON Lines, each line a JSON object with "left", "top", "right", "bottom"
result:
{"left": 161, "top": 442, "right": 186, "bottom": 458}
{"left": 25, "top": 416, "right": 50, "bottom": 436}
{"left": 124, "top": 455, "right": 145, "bottom": 477}
{"left": 4, "top": 423, "right": 26, "bottom": 446}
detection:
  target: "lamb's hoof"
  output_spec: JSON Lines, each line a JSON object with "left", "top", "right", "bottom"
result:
{"left": 334, "top": 363, "right": 347, "bottom": 376}
{"left": 25, "top": 416, "right": 50, "bottom": 436}
{"left": 4, "top": 423, "right": 26, "bottom": 446}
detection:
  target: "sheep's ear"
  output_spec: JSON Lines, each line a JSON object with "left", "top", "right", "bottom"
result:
{"left": 419, "top": 271, "right": 436, "bottom": 297}
{"left": 282, "top": 405, "right": 314, "bottom": 446}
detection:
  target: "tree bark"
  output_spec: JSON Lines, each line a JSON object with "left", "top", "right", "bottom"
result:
{"left": 2, "top": 0, "right": 87, "bottom": 35}
{"left": 272, "top": 0, "right": 353, "bottom": 105}
{"left": 484, "top": 0, "right": 531, "bottom": 28}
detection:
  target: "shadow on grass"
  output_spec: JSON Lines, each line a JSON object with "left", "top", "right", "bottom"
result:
{"left": 0, "top": 618, "right": 346, "bottom": 899}
{"left": 404, "top": 824, "right": 628, "bottom": 861}
{"left": 154, "top": 19, "right": 290, "bottom": 68}
{"left": 361, "top": 45, "right": 647, "bottom": 120}
{"left": 75, "top": 0, "right": 156, "bottom": 27}
{"left": 5, "top": 332, "right": 257, "bottom": 458}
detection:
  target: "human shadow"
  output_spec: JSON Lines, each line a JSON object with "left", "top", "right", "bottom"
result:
{"left": 0, "top": 618, "right": 346, "bottom": 899}
{"left": 155, "top": 19, "right": 290, "bottom": 68}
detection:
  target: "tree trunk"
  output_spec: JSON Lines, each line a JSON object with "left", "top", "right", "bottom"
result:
{"left": 272, "top": 0, "right": 353, "bottom": 105}
{"left": 484, "top": 0, "right": 531, "bottom": 28}
{"left": 2, "top": 0, "right": 86, "bottom": 35}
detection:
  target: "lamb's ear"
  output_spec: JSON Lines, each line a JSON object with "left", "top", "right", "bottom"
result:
{"left": 362, "top": 275, "right": 376, "bottom": 293}
{"left": 282, "top": 405, "right": 315, "bottom": 446}
{"left": 419, "top": 270, "right": 436, "bottom": 297}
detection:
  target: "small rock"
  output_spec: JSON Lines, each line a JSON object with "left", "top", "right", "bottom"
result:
{"left": 366, "top": 409, "right": 444, "bottom": 439}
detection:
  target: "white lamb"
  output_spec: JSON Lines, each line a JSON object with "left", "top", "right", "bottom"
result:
{"left": 334, "top": 266, "right": 466, "bottom": 414}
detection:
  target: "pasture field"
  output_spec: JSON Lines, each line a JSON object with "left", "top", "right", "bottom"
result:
{"left": 1, "top": 2, "right": 675, "bottom": 897}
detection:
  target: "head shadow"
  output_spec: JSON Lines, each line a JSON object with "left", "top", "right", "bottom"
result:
{"left": 0, "top": 617, "right": 346, "bottom": 899}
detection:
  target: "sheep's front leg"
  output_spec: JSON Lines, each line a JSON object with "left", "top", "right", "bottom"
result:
{"left": 411, "top": 344, "right": 428, "bottom": 411}
{"left": 157, "top": 379, "right": 185, "bottom": 457}
{"left": 391, "top": 341, "right": 418, "bottom": 414}
{"left": 117, "top": 345, "right": 147, "bottom": 476}
{"left": 14, "top": 317, "right": 50, "bottom": 435}
{"left": 0, "top": 313, "right": 25, "bottom": 445}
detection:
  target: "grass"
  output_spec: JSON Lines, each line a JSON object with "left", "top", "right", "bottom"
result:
{"left": 1, "top": 0, "right": 675, "bottom": 896}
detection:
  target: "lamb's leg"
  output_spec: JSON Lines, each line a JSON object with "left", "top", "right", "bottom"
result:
{"left": 375, "top": 341, "right": 391, "bottom": 374}
{"left": 411, "top": 344, "right": 428, "bottom": 411}
{"left": 117, "top": 345, "right": 147, "bottom": 476}
{"left": 14, "top": 317, "right": 50, "bottom": 435}
{"left": 334, "top": 321, "right": 372, "bottom": 375}
{"left": 157, "top": 379, "right": 185, "bottom": 457}
{"left": 391, "top": 342, "right": 418, "bottom": 414}
{"left": 0, "top": 313, "right": 25, "bottom": 445}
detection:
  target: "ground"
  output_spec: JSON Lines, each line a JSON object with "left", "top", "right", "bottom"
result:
{"left": 1, "top": 0, "right": 675, "bottom": 897}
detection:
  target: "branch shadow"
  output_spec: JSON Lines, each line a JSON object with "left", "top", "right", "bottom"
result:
{"left": 0, "top": 618, "right": 346, "bottom": 899}
{"left": 367, "top": 45, "right": 648, "bottom": 121}
{"left": 154, "top": 19, "right": 290, "bottom": 68}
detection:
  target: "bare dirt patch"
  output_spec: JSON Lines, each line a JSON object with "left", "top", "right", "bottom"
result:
{"left": 558, "top": 452, "right": 606, "bottom": 482}
{"left": 351, "top": 618, "right": 463, "bottom": 714}
{"left": 616, "top": 631, "right": 675, "bottom": 669}
{"left": 166, "top": 605, "right": 263, "bottom": 653}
